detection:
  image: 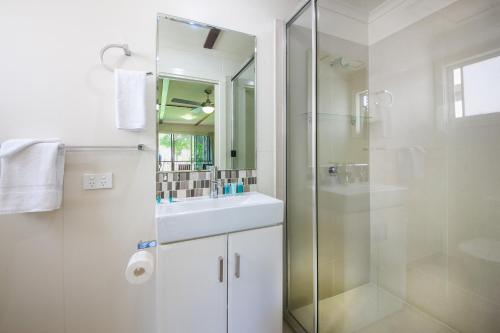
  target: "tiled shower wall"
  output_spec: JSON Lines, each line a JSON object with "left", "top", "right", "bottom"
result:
{"left": 156, "top": 170, "right": 257, "bottom": 199}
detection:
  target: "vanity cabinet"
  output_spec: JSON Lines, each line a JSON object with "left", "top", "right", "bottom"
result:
{"left": 159, "top": 235, "right": 228, "bottom": 333}
{"left": 158, "top": 225, "right": 282, "bottom": 333}
{"left": 227, "top": 226, "right": 283, "bottom": 333}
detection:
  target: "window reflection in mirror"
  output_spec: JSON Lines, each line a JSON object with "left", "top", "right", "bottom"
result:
{"left": 157, "top": 78, "right": 215, "bottom": 171}
{"left": 156, "top": 14, "right": 256, "bottom": 171}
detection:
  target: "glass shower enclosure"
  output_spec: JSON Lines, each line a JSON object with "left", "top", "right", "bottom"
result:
{"left": 285, "top": 0, "right": 500, "bottom": 332}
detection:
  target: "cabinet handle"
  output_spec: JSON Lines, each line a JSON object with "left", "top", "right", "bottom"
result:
{"left": 235, "top": 253, "right": 240, "bottom": 278}
{"left": 218, "top": 256, "right": 224, "bottom": 283}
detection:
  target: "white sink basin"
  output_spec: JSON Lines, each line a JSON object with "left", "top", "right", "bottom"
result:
{"left": 156, "top": 192, "right": 284, "bottom": 243}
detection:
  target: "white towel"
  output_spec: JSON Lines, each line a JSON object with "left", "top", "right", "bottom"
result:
{"left": 397, "top": 146, "right": 426, "bottom": 181}
{"left": 0, "top": 138, "right": 65, "bottom": 214}
{"left": 115, "top": 69, "right": 147, "bottom": 130}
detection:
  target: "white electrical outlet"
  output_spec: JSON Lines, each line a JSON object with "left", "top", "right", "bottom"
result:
{"left": 83, "top": 173, "right": 113, "bottom": 190}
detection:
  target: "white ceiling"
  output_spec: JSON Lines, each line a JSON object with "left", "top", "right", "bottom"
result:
{"left": 158, "top": 17, "right": 255, "bottom": 59}
{"left": 312, "top": 0, "right": 461, "bottom": 44}
{"left": 319, "top": 0, "right": 388, "bottom": 22}
{"left": 340, "top": 0, "right": 387, "bottom": 13}
{"left": 160, "top": 79, "right": 215, "bottom": 126}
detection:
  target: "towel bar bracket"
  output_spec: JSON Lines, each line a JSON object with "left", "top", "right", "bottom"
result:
{"left": 137, "top": 240, "right": 157, "bottom": 250}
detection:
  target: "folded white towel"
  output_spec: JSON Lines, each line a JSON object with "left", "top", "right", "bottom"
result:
{"left": 115, "top": 69, "right": 147, "bottom": 130}
{"left": 397, "top": 146, "right": 426, "bottom": 181}
{"left": 0, "top": 138, "right": 65, "bottom": 214}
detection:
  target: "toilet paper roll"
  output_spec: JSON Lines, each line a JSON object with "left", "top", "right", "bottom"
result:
{"left": 125, "top": 250, "right": 154, "bottom": 285}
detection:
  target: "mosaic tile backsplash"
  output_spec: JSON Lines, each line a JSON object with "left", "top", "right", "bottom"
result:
{"left": 157, "top": 170, "right": 257, "bottom": 199}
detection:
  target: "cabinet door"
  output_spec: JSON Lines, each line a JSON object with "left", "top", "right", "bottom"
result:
{"left": 227, "top": 225, "right": 283, "bottom": 333}
{"left": 158, "top": 235, "right": 227, "bottom": 333}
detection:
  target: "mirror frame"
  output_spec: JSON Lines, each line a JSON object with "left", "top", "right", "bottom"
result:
{"left": 155, "top": 13, "right": 257, "bottom": 172}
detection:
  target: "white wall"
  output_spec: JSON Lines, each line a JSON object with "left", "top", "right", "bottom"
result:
{"left": 0, "top": 0, "right": 299, "bottom": 332}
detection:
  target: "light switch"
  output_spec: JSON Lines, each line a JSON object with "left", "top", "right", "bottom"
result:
{"left": 83, "top": 173, "right": 113, "bottom": 190}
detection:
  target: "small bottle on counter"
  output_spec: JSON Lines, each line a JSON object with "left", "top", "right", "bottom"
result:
{"left": 224, "top": 183, "right": 231, "bottom": 195}
{"left": 237, "top": 182, "right": 244, "bottom": 193}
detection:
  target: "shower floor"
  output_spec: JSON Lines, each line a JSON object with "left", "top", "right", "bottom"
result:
{"left": 291, "top": 283, "right": 456, "bottom": 333}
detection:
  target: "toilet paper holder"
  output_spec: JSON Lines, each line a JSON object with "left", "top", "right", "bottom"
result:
{"left": 137, "top": 240, "right": 157, "bottom": 250}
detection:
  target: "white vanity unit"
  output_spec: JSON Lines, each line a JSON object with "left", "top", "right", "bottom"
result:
{"left": 156, "top": 192, "right": 283, "bottom": 333}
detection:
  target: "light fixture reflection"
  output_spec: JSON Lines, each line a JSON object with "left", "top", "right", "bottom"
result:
{"left": 201, "top": 88, "right": 215, "bottom": 114}
{"left": 202, "top": 106, "right": 215, "bottom": 114}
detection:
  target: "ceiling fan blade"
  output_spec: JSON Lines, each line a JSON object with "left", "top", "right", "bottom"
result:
{"left": 171, "top": 98, "right": 201, "bottom": 106}
{"left": 166, "top": 104, "right": 198, "bottom": 109}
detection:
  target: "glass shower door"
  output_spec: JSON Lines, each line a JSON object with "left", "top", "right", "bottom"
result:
{"left": 313, "top": 1, "right": 500, "bottom": 333}
{"left": 285, "top": 3, "right": 316, "bottom": 332}
{"left": 316, "top": 2, "right": 371, "bottom": 332}
{"left": 365, "top": 1, "right": 500, "bottom": 332}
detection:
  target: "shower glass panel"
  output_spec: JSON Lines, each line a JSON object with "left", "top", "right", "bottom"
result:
{"left": 366, "top": 1, "right": 500, "bottom": 332}
{"left": 316, "top": 2, "right": 370, "bottom": 331}
{"left": 286, "top": 3, "right": 315, "bottom": 332}
{"left": 286, "top": 0, "right": 500, "bottom": 332}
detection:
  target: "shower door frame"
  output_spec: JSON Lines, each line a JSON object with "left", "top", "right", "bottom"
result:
{"left": 283, "top": 1, "right": 319, "bottom": 332}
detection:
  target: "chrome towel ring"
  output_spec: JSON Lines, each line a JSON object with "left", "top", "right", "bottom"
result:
{"left": 99, "top": 43, "right": 152, "bottom": 75}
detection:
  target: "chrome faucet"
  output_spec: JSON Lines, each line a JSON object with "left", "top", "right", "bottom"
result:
{"left": 328, "top": 165, "right": 338, "bottom": 176}
{"left": 209, "top": 166, "right": 221, "bottom": 198}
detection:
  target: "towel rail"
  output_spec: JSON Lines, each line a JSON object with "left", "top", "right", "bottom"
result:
{"left": 63, "top": 144, "right": 150, "bottom": 152}
{"left": 100, "top": 43, "right": 153, "bottom": 75}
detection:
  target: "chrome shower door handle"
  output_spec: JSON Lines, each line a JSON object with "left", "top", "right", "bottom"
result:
{"left": 218, "top": 256, "right": 224, "bottom": 283}
{"left": 235, "top": 253, "right": 240, "bottom": 278}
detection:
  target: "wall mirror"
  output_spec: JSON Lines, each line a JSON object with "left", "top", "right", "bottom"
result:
{"left": 156, "top": 14, "right": 256, "bottom": 172}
